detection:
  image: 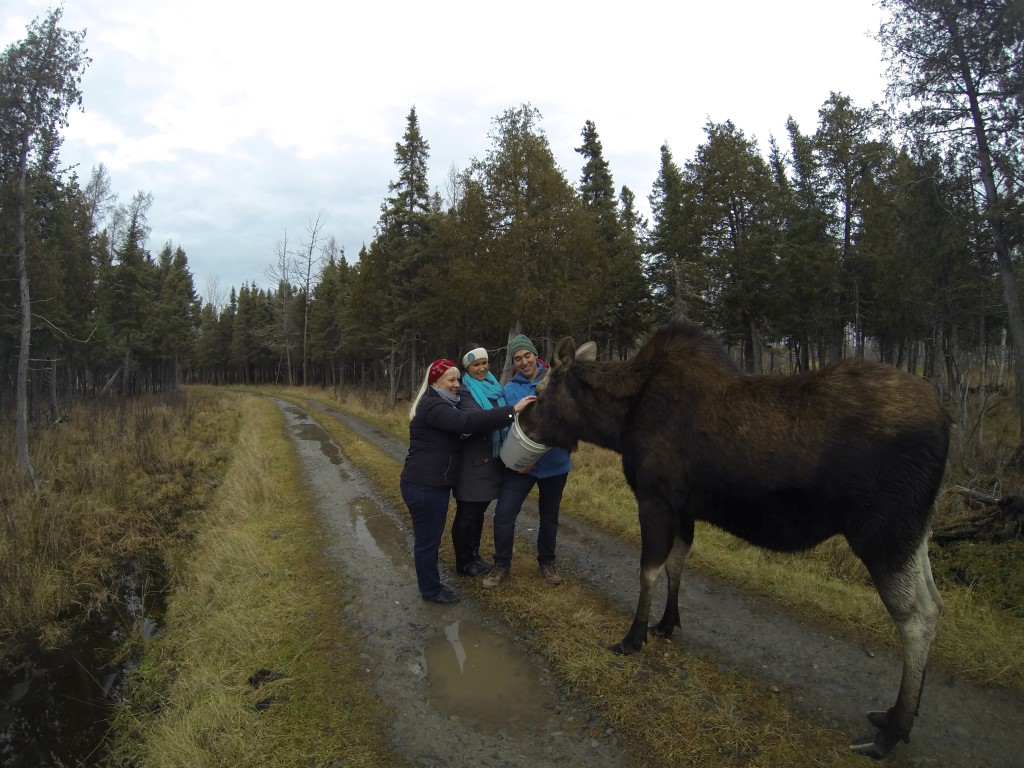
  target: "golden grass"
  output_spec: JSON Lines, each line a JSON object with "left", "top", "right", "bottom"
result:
{"left": 0, "top": 391, "right": 235, "bottom": 652}
{"left": 109, "top": 391, "right": 407, "bottom": 767}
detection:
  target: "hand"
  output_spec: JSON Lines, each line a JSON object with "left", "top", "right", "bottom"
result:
{"left": 513, "top": 395, "right": 536, "bottom": 413}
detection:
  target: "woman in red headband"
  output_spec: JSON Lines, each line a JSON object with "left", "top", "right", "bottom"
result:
{"left": 400, "top": 358, "right": 535, "bottom": 604}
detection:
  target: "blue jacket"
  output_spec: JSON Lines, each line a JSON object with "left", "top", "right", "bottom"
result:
{"left": 503, "top": 364, "right": 572, "bottom": 479}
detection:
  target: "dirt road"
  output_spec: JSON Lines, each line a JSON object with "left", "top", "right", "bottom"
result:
{"left": 277, "top": 398, "right": 1024, "bottom": 768}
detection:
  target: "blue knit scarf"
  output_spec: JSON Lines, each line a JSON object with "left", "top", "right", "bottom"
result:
{"left": 462, "top": 372, "right": 509, "bottom": 457}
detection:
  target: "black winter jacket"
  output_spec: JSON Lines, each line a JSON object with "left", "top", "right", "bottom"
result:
{"left": 400, "top": 387, "right": 515, "bottom": 489}
{"left": 454, "top": 387, "right": 506, "bottom": 502}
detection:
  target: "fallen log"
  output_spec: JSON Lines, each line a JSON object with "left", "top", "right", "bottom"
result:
{"left": 932, "top": 486, "right": 1024, "bottom": 543}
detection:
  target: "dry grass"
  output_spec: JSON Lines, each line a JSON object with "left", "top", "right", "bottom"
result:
{"left": 108, "top": 391, "right": 407, "bottom": 767}
{"left": 0, "top": 391, "right": 235, "bottom": 653}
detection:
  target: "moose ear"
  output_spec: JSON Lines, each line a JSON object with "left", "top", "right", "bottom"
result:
{"left": 551, "top": 337, "right": 577, "bottom": 370}
{"left": 576, "top": 341, "right": 597, "bottom": 361}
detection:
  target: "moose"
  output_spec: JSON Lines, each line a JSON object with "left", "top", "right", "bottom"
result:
{"left": 520, "top": 322, "right": 951, "bottom": 759}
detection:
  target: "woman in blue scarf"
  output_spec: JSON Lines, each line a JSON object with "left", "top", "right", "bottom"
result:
{"left": 452, "top": 344, "right": 509, "bottom": 576}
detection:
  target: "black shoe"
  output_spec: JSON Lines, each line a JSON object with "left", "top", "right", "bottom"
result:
{"left": 457, "top": 559, "right": 492, "bottom": 577}
{"left": 423, "top": 586, "right": 461, "bottom": 604}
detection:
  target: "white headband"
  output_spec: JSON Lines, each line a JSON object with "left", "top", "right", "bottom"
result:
{"left": 462, "top": 347, "right": 488, "bottom": 367}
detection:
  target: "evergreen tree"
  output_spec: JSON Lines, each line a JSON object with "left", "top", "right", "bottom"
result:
{"left": 575, "top": 120, "right": 646, "bottom": 356}
{"left": 646, "top": 144, "right": 702, "bottom": 324}
{"left": 102, "top": 193, "right": 156, "bottom": 393}
{"left": 0, "top": 6, "right": 88, "bottom": 483}
{"left": 153, "top": 242, "right": 198, "bottom": 388}
{"left": 472, "top": 103, "right": 595, "bottom": 360}
{"left": 686, "top": 121, "right": 779, "bottom": 369}
{"left": 879, "top": 0, "right": 1024, "bottom": 448}
{"left": 307, "top": 249, "right": 350, "bottom": 386}
{"left": 372, "top": 106, "right": 437, "bottom": 403}
{"left": 812, "top": 93, "right": 887, "bottom": 358}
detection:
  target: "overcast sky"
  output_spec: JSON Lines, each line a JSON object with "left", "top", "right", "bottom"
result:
{"left": 4, "top": 0, "right": 889, "bottom": 303}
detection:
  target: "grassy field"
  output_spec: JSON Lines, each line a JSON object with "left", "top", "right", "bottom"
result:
{"left": 104, "top": 391, "right": 408, "bottom": 767}
{"left": 0, "top": 390, "right": 407, "bottom": 768}
{"left": 2, "top": 383, "right": 1021, "bottom": 767}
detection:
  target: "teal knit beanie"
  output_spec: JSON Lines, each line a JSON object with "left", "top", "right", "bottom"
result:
{"left": 508, "top": 333, "right": 538, "bottom": 357}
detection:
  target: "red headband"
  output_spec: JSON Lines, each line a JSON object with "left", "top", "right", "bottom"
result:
{"left": 428, "top": 358, "right": 457, "bottom": 384}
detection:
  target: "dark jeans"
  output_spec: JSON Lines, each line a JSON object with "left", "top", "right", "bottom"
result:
{"left": 492, "top": 470, "right": 568, "bottom": 567}
{"left": 400, "top": 480, "right": 452, "bottom": 599}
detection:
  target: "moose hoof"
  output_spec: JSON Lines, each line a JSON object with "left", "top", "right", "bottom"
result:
{"left": 849, "top": 712, "right": 910, "bottom": 760}
{"left": 608, "top": 639, "right": 642, "bottom": 656}
{"left": 849, "top": 734, "right": 890, "bottom": 760}
{"left": 866, "top": 710, "right": 891, "bottom": 730}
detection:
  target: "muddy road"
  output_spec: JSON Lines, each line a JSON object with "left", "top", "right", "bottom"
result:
{"left": 276, "top": 398, "right": 1024, "bottom": 768}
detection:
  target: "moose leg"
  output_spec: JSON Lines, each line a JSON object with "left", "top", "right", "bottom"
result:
{"left": 852, "top": 538, "right": 942, "bottom": 759}
{"left": 611, "top": 498, "right": 676, "bottom": 655}
{"left": 651, "top": 517, "right": 694, "bottom": 639}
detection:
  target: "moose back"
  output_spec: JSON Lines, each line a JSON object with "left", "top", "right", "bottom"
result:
{"left": 522, "top": 321, "right": 951, "bottom": 759}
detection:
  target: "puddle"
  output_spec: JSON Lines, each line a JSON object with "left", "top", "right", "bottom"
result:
{"left": 0, "top": 560, "right": 164, "bottom": 766}
{"left": 292, "top": 423, "right": 346, "bottom": 467}
{"left": 423, "top": 621, "right": 552, "bottom": 732}
{"left": 349, "top": 496, "right": 408, "bottom": 565}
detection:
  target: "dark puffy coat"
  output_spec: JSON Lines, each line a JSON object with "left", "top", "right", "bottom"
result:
{"left": 454, "top": 387, "right": 505, "bottom": 502}
{"left": 401, "top": 387, "right": 515, "bottom": 489}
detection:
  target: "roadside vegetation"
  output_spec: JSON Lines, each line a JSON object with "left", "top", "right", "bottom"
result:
{"left": 0, "top": 390, "right": 406, "bottom": 768}
{"left": 1, "top": 382, "right": 1021, "bottom": 766}
{"left": 106, "top": 390, "right": 405, "bottom": 767}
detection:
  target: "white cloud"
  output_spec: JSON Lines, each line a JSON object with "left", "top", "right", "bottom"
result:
{"left": 5, "top": 0, "right": 888, "bottom": 296}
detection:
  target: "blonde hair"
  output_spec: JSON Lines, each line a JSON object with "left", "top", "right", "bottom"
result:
{"left": 409, "top": 368, "right": 431, "bottom": 420}
{"left": 407, "top": 364, "right": 464, "bottom": 421}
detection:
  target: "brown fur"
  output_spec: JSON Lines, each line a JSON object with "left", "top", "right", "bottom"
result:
{"left": 527, "top": 321, "right": 951, "bottom": 759}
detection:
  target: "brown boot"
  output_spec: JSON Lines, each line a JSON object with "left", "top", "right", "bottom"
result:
{"left": 482, "top": 564, "right": 509, "bottom": 588}
{"left": 539, "top": 562, "right": 562, "bottom": 585}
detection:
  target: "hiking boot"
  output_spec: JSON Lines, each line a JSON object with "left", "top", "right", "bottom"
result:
{"left": 482, "top": 564, "right": 509, "bottom": 589}
{"left": 539, "top": 562, "right": 562, "bottom": 585}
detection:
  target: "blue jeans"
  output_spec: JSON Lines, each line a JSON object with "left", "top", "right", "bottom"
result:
{"left": 492, "top": 470, "right": 568, "bottom": 567}
{"left": 400, "top": 480, "right": 452, "bottom": 599}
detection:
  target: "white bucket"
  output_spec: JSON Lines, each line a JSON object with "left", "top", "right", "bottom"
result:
{"left": 499, "top": 412, "right": 549, "bottom": 471}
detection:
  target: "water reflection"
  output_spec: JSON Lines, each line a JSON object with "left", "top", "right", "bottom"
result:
{"left": 423, "top": 621, "right": 552, "bottom": 732}
{"left": 349, "top": 496, "right": 407, "bottom": 565}
{"left": 0, "top": 561, "right": 161, "bottom": 767}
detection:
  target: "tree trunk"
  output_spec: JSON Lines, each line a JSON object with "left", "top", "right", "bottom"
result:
{"left": 49, "top": 357, "right": 58, "bottom": 423}
{"left": 946, "top": 12, "right": 1024, "bottom": 453}
{"left": 14, "top": 140, "right": 37, "bottom": 487}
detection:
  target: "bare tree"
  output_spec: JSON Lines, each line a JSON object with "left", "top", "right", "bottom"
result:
{"left": 265, "top": 231, "right": 295, "bottom": 385}
{"left": 299, "top": 211, "right": 326, "bottom": 385}
{"left": 204, "top": 274, "right": 226, "bottom": 314}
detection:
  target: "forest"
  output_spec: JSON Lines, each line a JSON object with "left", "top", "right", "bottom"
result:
{"left": 2, "top": 1, "right": 1022, "bottom": 477}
